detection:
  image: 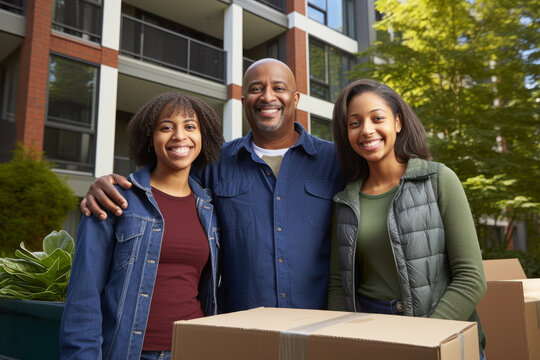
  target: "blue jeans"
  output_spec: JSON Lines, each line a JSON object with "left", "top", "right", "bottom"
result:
{"left": 356, "top": 294, "right": 405, "bottom": 315}
{"left": 140, "top": 351, "right": 171, "bottom": 360}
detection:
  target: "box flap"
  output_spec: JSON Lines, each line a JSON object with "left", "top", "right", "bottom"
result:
{"left": 515, "top": 278, "right": 540, "bottom": 302}
{"left": 482, "top": 258, "right": 526, "bottom": 281}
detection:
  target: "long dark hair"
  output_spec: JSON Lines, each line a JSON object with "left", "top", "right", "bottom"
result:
{"left": 332, "top": 79, "right": 430, "bottom": 183}
{"left": 128, "top": 92, "right": 224, "bottom": 169}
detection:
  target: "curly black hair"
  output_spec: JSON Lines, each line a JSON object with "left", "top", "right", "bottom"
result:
{"left": 127, "top": 91, "right": 224, "bottom": 169}
{"left": 332, "top": 79, "right": 430, "bottom": 183}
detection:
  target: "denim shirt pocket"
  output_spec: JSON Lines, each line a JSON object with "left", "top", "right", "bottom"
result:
{"left": 113, "top": 216, "right": 146, "bottom": 269}
{"left": 213, "top": 180, "right": 253, "bottom": 230}
{"left": 304, "top": 180, "right": 337, "bottom": 229}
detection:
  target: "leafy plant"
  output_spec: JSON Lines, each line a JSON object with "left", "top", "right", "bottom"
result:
{"left": 0, "top": 230, "right": 74, "bottom": 301}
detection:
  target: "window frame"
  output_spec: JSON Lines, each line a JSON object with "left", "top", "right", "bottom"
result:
{"left": 307, "top": 0, "right": 355, "bottom": 37}
{"left": 309, "top": 37, "right": 355, "bottom": 103}
{"left": 44, "top": 54, "right": 100, "bottom": 174}
{"left": 52, "top": 0, "right": 103, "bottom": 43}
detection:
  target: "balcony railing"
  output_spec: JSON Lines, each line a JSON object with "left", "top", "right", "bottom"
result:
{"left": 113, "top": 155, "right": 137, "bottom": 177}
{"left": 120, "top": 14, "right": 226, "bottom": 83}
{"left": 256, "top": 0, "right": 285, "bottom": 13}
{"left": 52, "top": 0, "right": 102, "bottom": 42}
{"left": 243, "top": 57, "right": 255, "bottom": 74}
{"left": 0, "top": 0, "right": 24, "bottom": 14}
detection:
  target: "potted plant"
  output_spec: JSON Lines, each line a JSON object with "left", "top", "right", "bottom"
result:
{"left": 0, "top": 230, "right": 74, "bottom": 360}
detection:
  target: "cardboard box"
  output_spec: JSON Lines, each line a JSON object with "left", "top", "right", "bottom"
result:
{"left": 477, "top": 258, "right": 540, "bottom": 360}
{"left": 172, "top": 307, "right": 478, "bottom": 360}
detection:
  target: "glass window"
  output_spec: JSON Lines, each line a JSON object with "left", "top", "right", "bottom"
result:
{"left": 52, "top": 0, "right": 102, "bottom": 42}
{"left": 309, "top": 38, "right": 354, "bottom": 103}
{"left": 307, "top": 6, "right": 325, "bottom": 24}
{"left": 0, "top": 56, "right": 19, "bottom": 162}
{"left": 44, "top": 55, "right": 98, "bottom": 173}
{"left": 307, "top": 0, "right": 354, "bottom": 37}
{"left": 310, "top": 116, "right": 333, "bottom": 141}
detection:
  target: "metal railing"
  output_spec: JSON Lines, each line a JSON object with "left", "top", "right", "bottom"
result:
{"left": 52, "top": 0, "right": 102, "bottom": 42}
{"left": 243, "top": 57, "right": 255, "bottom": 74}
{"left": 0, "top": 0, "right": 24, "bottom": 15}
{"left": 120, "top": 14, "right": 226, "bottom": 83}
{"left": 256, "top": 0, "right": 285, "bottom": 13}
{"left": 113, "top": 155, "right": 137, "bottom": 177}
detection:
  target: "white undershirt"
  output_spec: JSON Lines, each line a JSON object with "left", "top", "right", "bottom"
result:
{"left": 252, "top": 142, "right": 289, "bottom": 159}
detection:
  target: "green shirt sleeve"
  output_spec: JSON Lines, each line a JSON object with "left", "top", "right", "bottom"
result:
{"left": 327, "top": 205, "right": 348, "bottom": 311}
{"left": 429, "top": 166, "right": 487, "bottom": 320}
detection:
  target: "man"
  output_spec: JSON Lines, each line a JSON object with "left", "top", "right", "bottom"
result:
{"left": 81, "top": 58, "right": 345, "bottom": 312}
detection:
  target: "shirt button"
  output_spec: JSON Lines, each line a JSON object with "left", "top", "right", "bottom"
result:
{"left": 266, "top": 171, "right": 271, "bottom": 176}
{"left": 278, "top": 258, "right": 283, "bottom": 263}
{"left": 276, "top": 196, "right": 281, "bottom": 201}
{"left": 147, "top": 259, "right": 156, "bottom": 264}
{"left": 277, "top": 227, "right": 282, "bottom": 232}
{"left": 281, "top": 293, "right": 286, "bottom": 298}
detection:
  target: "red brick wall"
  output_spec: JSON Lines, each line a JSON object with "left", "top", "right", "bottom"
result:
{"left": 15, "top": 0, "right": 53, "bottom": 150}
{"left": 287, "top": 0, "right": 306, "bottom": 15}
{"left": 285, "top": 0, "right": 309, "bottom": 130}
{"left": 228, "top": 83, "right": 242, "bottom": 100}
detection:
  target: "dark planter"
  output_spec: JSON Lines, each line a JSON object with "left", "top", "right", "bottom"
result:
{"left": 0, "top": 298, "right": 64, "bottom": 360}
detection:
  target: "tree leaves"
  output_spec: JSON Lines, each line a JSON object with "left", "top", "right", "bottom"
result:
{"left": 352, "top": 0, "right": 540, "bottom": 250}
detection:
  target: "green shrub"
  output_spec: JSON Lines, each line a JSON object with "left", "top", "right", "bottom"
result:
{"left": 0, "top": 230, "right": 74, "bottom": 301}
{"left": 0, "top": 144, "right": 78, "bottom": 252}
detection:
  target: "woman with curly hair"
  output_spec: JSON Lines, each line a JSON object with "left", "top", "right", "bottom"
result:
{"left": 328, "top": 79, "right": 487, "bottom": 359}
{"left": 60, "top": 92, "right": 224, "bottom": 360}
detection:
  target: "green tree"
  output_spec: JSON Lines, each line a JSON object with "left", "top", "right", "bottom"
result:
{"left": 0, "top": 145, "right": 78, "bottom": 253}
{"left": 351, "top": 0, "right": 540, "bottom": 253}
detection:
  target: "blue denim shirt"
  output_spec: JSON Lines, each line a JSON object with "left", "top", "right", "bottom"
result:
{"left": 198, "top": 123, "right": 344, "bottom": 312}
{"left": 60, "top": 167, "right": 219, "bottom": 360}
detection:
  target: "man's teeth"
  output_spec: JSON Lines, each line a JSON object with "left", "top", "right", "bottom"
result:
{"left": 260, "top": 108, "right": 279, "bottom": 113}
{"left": 171, "top": 147, "right": 189, "bottom": 154}
{"left": 363, "top": 140, "right": 381, "bottom": 148}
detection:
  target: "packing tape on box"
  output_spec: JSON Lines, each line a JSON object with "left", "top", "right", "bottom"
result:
{"left": 536, "top": 301, "right": 540, "bottom": 329}
{"left": 279, "top": 313, "right": 364, "bottom": 360}
{"left": 279, "top": 313, "right": 469, "bottom": 360}
{"left": 459, "top": 333, "right": 465, "bottom": 360}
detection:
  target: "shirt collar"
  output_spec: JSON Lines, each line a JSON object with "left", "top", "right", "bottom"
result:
{"left": 231, "top": 122, "right": 317, "bottom": 157}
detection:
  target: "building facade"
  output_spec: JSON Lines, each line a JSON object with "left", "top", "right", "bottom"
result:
{"left": 0, "top": 0, "right": 376, "bottom": 214}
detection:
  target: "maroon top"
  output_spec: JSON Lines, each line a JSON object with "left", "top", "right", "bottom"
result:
{"left": 142, "top": 187, "right": 209, "bottom": 351}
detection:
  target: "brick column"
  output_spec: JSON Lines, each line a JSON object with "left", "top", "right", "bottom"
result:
{"left": 15, "top": 0, "right": 53, "bottom": 150}
{"left": 286, "top": 0, "right": 309, "bottom": 130}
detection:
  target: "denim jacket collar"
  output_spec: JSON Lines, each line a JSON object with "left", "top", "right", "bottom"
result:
{"left": 128, "top": 166, "right": 213, "bottom": 202}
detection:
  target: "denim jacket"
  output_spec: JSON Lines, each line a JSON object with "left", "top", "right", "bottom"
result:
{"left": 60, "top": 167, "right": 219, "bottom": 360}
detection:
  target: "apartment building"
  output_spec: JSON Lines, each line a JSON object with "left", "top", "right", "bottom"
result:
{"left": 0, "top": 0, "right": 376, "bottom": 203}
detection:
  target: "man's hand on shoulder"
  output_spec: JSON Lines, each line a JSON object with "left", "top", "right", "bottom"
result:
{"left": 80, "top": 174, "right": 132, "bottom": 220}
